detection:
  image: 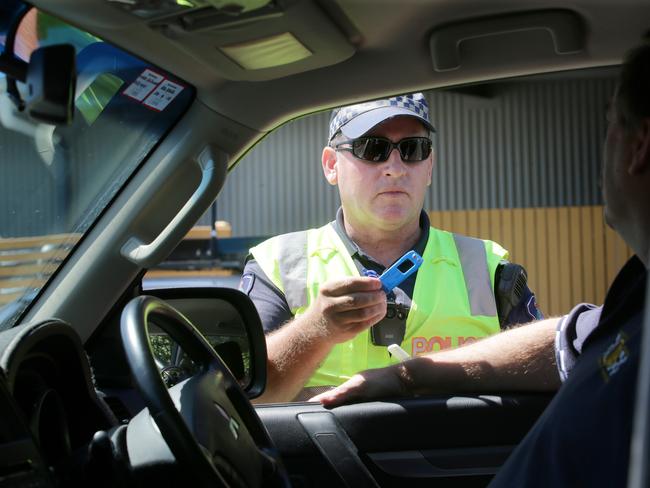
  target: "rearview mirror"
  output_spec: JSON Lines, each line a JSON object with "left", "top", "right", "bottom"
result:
{"left": 146, "top": 287, "right": 267, "bottom": 399}
{"left": 25, "top": 44, "right": 76, "bottom": 125}
{"left": 0, "top": 43, "right": 76, "bottom": 125}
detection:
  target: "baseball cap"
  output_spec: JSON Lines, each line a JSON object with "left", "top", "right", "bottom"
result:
{"left": 328, "top": 93, "right": 436, "bottom": 143}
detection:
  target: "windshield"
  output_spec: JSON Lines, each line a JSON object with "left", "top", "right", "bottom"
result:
{"left": 0, "top": 5, "right": 193, "bottom": 329}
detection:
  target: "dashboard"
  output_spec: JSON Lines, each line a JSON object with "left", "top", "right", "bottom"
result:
{"left": 0, "top": 319, "right": 118, "bottom": 487}
{"left": 0, "top": 287, "right": 276, "bottom": 488}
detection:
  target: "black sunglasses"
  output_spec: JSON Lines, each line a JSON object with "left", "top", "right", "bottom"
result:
{"left": 335, "top": 136, "right": 432, "bottom": 163}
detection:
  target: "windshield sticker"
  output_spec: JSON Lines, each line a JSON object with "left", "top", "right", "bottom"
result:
{"left": 143, "top": 80, "right": 185, "bottom": 112}
{"left": 123, "top": 69, "right": 165, "bottom": 101}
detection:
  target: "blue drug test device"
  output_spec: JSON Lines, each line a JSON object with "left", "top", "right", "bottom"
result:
{"left": 378, "top": 250, "right": 423, "bottom": 293}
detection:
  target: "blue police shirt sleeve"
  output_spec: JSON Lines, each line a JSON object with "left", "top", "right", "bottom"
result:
{"left": 239, "top": 259, "right": 293, "bottom": 334}
{"left": 554, "top": 303, "right": 602, "bottom": 381}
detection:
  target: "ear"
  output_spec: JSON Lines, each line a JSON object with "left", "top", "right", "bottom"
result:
{"left": 629, "top": 118, "right": 650, "bottom": 175}
{"left": 322, "top": 146, "right": 338, "bottom": 185}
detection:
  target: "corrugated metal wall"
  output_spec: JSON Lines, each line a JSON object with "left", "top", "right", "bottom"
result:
{"left": 212, "top": 73, "right": 617, "bottom": 237}
{"left": 427, "top": 206, "right": 632, "bottom": 316}
{"left": 215, "top": 110, "right": 339, "bottom": 236}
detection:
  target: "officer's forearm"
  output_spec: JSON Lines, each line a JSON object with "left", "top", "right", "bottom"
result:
{"left": 254, "top": 310, "right": 335, "bottom": 403}
{"left": 399, "top": 318, "right": 561, "bottom": 394}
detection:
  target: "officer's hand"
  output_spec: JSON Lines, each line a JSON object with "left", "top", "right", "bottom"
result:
{"left": 306, "top": 276, "right": 386, "bottom": 344}
{"left": 310, "top": 365, "right": 407, "bottom": 407}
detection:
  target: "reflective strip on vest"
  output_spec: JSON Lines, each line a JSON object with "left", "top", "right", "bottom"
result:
{"left": 276, "top": 231, "right": 309, "bottom": 310}
{"left": 453, "top": 233, "right": 497, "bottom": 316}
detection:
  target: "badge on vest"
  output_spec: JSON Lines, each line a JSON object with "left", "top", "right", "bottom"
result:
{"left": 599, "top": 332, "right": 629, "bottom": 382}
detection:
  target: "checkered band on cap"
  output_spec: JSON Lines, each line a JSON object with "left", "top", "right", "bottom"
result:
{"left": 328, "top": 93, "right": 433, "bottom": 142}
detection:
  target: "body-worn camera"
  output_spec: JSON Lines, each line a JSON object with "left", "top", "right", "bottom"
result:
{"left": 370, "top": 301, "right": 409, "bottom": 346}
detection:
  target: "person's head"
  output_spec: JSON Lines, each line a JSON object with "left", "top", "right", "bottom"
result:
{"left": 322, "top": 93, "right": 436, "bottom": 235}
{"left": 603, "top": 41, "right": 650, "bottom": 262}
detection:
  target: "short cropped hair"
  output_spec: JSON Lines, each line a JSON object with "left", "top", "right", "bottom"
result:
{"left": 328, "top": 131, "right": 346, "bottom": 148}
{"left": 617, "top": 41, "right": 650, "bottom": 128}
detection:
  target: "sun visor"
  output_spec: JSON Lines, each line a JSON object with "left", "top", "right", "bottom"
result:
{"left": 429, "top": 9, "right": 586, "bottom": 73}
{"left": 119, "top": 0, "right": 356, "bottom": 82}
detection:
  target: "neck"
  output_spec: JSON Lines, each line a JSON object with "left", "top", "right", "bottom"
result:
{"left": 343, "top": 216, "right": 423, "bottom": 267}
{"left": 636, "top": 232, "right": 650, "bottom": 269}
{"left": 622, "top": 201, "right": 650, "bottom": 269}
{"left": 640, "top": 208, "right": 650, "bottom": 270}
{"left": 629, "top": 180, "right": 650, "bottom": 269}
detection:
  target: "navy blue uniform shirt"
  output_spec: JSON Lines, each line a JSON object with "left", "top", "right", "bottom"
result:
{"left": 240, "top": 208, "right": 542, "bottom": 333}
{"left": 490, "top": 256, "right": 647, "bottom": 487}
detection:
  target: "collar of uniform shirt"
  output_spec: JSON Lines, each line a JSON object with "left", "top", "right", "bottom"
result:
{"left": 330, "top": 207, "right": 430, "bottom": 271}
{"left": 584, "top": 256, "right": 647, "bottom": 351}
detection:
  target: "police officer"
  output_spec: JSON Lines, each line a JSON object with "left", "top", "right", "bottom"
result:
{"left": 241, "top": 93, "right": 541, "bottom": 402}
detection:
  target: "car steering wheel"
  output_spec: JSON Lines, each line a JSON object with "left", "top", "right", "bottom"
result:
{"left": 120, "top": 295, "right": 289, "bottom": 488}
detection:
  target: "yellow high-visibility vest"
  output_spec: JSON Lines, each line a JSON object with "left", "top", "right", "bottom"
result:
{"left": 251, "top": 223, "right": 508, "bottom": 387}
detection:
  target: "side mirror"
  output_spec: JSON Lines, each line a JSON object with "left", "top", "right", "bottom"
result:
{"left": 145, "top": 287, "right": 267, "bottom": 399}
{"left": 25, "top": 44, "right": 76, "bottom": 125}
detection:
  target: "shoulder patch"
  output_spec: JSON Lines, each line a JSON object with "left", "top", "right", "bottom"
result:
{"left": 239, "top": 273, "right": 255, "bottom": 295}
{"left": 599, "top": 332, "right": 629, "bottom": 382}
